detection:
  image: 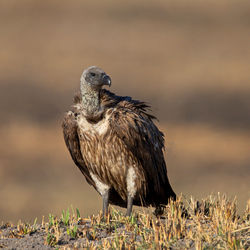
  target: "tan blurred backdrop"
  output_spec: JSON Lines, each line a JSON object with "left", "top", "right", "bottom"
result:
{"left": 0, "top": 0, "right": 250, "bottom": 222}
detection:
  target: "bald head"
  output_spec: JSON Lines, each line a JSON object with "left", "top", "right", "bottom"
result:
{"left": 80, "top": 66, "right": 111, "bottom": 90}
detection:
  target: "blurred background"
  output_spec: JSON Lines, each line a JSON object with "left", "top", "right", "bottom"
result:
{"left": 0, "top": 0, "right": 249, "bottom": 223}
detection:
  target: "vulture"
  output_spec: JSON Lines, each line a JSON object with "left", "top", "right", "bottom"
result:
{"left": 62, "top": 66, "right": 176, "bottom": 216}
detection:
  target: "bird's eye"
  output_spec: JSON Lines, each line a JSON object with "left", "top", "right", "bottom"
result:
{"left": 90, "top": 72, "right": 96, "bottom": 77}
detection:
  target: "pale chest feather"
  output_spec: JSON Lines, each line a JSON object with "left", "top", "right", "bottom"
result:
{"left": 76, "top": 112, "right": 111, "bottom": 136}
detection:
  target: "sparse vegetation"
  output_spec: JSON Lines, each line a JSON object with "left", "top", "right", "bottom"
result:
{"left": 0, "top": 194, "right": 249, "bottom": 249}
{"left": 61, "top": 208, "right": 70, "bottom": 227}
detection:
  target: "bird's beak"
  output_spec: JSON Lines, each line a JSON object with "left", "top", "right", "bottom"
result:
{"left": 102, "top": 74, "right": 112, "bottom": 87}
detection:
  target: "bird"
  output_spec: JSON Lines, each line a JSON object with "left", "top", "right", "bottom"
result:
{"left": 62, "top": 66, "right": 176, "bottom": 216}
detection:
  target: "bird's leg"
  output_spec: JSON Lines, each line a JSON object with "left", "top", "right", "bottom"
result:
{"left": 102, "top": 190, "right": 110, "bottom": 217}
{"left": 126, "top": 195, "right": 133, "bottom": 216}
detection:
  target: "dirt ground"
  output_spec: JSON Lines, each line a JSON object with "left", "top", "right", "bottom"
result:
{"left": 0, "top": 196, "right": 249, "bottom": 249}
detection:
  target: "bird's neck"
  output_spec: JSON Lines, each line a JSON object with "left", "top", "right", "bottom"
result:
{"left": 80, "top": 83, "right": 101, "bottom": 115}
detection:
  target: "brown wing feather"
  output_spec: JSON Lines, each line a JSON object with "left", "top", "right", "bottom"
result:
{"left": 105, "top": 92, "right": 176, "bottom": 205}
{"left": 62, "top": 109, "right": 96, "bottom": 188}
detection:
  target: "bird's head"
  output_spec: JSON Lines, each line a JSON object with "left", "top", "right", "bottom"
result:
{"left": 80, "top": 66, "right": 111, "bottom": 90}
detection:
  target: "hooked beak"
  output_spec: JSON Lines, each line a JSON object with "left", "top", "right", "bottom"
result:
{"left": 102, "top": 74, "right": 111, "bottom": 87}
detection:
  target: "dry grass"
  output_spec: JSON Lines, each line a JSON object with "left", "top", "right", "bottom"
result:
{"left": 1, "top": 194, "right": 249, "bottom": 249}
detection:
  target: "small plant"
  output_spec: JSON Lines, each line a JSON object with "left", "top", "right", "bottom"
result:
{"left": 46, "top": 232, "right": 57, "bottom": 247}
{"left": 33, "top": 217, "right": 37, "bottom": 229}
{"left": 76, "top": 208, "right": 81, "bottom": 220}
{"left": 67, "top": 225, "right": 78, "bottom": 239}
{"left": 61, "top": 208, "right": 70, "bottom": 226}
{"left": 17, "top": 218, "right": 37, "bottom": 236}
{"left": 129, "top": 213, "right": 137, "bottom": 226}
{"left": 48, "top": 214, "right": 55, "bottom": 227}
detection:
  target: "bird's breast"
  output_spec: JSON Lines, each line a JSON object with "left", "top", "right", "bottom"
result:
{"left": 77, "top": 112, "right": 111, "bottom": 136}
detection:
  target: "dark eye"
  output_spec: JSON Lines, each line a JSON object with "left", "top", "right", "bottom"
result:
{"left": 90, "top": 72, "right": 96, "bottom": 77}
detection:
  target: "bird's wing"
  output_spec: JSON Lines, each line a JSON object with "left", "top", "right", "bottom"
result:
{"left": 62, "top": 104, "right": 96, "bottom": 188}
{"left": 104, "top": 92, "right": 175, "bottom": 202}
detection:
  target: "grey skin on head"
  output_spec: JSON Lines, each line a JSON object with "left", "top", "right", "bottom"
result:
{"left": 62, "top": 66, "right": 176, "bottom": 216}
